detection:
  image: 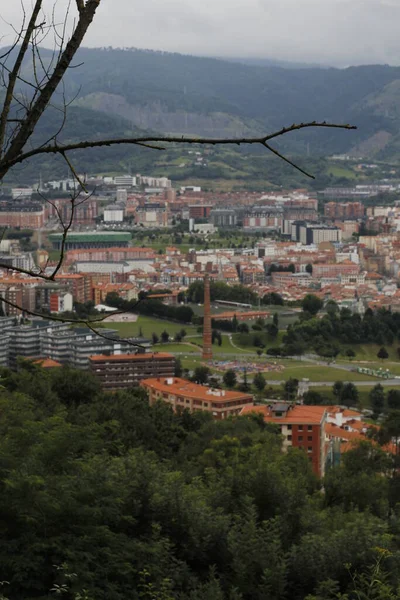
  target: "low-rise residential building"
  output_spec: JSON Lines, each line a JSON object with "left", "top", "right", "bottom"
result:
{"left": 241, "top": 403, "right": 328, "bottom": 477}
{"left": 141, "top": 377, "right": 253, "bottom": 419}
{"left": 90, "top": 353, "right": 175, "bottom": 389}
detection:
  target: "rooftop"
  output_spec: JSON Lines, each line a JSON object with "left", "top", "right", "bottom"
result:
{"left": 241, "top": 403, "right": 326, "bottom": 425}
{"left": 90, "top": 352, "right": 174, "bottom": 362}
{"left": 141, "top": 377, "right": 253, "bottom": 404}
{"left": 49, "top": 232, "right": 132, "bottom": 242}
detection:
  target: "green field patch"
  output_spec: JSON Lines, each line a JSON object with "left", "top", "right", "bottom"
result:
{"left": 109, "top": 316, "right": 198, "bottom": 338}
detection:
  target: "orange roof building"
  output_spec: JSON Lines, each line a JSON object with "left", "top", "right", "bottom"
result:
{"left": 33, "top": 358, "right": 62, "bottom": 369}
{"left": 241, "top": 403, "right": 327, "bottom": 477}
{"left": 141, "top": 377, "right": 253, "bottom": 420}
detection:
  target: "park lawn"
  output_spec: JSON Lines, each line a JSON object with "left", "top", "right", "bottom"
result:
{"left": 263, "top": 363, "right": 379, "bottom": 383}
{"left": 347, "top": 361, "right": 400, "bottom": 376}
{"left": 110, "top": 316, "right": 198, "bottom": 338}
{"left": 232, "top": 331, "right": 284, "bottom": 351}
{"left": 340, "top": 343, "right": 400, "bottom": 361}
{"left": 214, "top": 335, "right": 254, "bottom": 355}
{"left": 326, "top": 165, "right": 357, "bottom": 179}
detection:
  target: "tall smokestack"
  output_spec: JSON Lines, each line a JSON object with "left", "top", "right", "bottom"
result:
{"left": 202, "top": 273, "right": 212, "bottom": 360}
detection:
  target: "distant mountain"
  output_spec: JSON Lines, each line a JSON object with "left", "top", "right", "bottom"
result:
{"left": 55, "top": 48, "right": 400, "bottom": 158}
{"left": 5, "top": 45, "right": 400, "bottom": 181}
{"left": 216, "top": 56, "right": 327, "bottom": 69}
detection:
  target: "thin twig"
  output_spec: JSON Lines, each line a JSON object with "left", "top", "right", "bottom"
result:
{"left": 0, "top": 121, "right": 357, "bottom": 179}
{"left": 0, "top": 0, "right": 43, "bottom": 157}
{"left": 0, "top": 294, "right": 146, "bottom": 348}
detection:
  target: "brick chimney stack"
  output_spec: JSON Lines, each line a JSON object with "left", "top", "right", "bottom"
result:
{"left": 202, "top": 273, "right": 213, "bottom": 360}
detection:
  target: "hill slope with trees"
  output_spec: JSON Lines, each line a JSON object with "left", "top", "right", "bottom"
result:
{"left": 0, "top": 361, "right": 398, "bottom": 599}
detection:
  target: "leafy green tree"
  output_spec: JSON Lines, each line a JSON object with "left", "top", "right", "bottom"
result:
{"left": 305, "top": 263, "right": 313, "bottom": 274}
{"left": 238, "top": 369, "right": 250, "bottom": 392}
{"left": 253, "top": 373, "right": 266, "bottom": 392}
{"left": 237, "top": 323, "right": 249, "bottom": 334}
{"left": 192, "top": 366, "right": 210, "bottom": 384}
{"left": 303, "top": 390, "right": 325, "bottom": 405}
{"left": 232, "top": 314, "right": 238, "bottom": 332}
{"left": 152, "top": 332, "right": 159, "bottom": 344}
{"left": 345, "top": 348, "right": 356, "bottom": 360}
{"left": 301, "top": 294, "right": 323, "bottom": 316}
{"left": 174, "top": 357, "right": 183, "bottom": 378}
{"left": 377, "top": 347, "right": 389, "bottom": 361}
{"left": 283, "top": 378, "right": 299, "bottom": 400}
{"left": 326, "top": 300, "right": 339, "bottom": 317}
{"left": 51, "top": 366, "right": 101, "bottom": 408}
{"left": 161, "top": 330, "right": 170, "bottom": 343}
{"left": 332, "top": 381, "right": 344, "bottom": 403}
{"left": 341, "top": 382, "right": 359, "bottom": 408}
{"left": 370, "top": 384, "right": 385, "bottom": 419}
{"left": 380, "top": 410, "right": 400, "bottom": 454}
{"left": 266, "top": 323, "right": 278, "bottom": 339}
{"left": 387, "top": 389, "right": 400, "bottom": 410}
{"left": 273, "top": 312, "right": 279, "bottom": 327}
{"left": 223, "top": 369, "right": 237, "bottom": 388}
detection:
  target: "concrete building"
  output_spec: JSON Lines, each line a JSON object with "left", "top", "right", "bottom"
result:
{"left": 46, "top": 197, "right": 98, "bottom": 227}
{"left": 324, "top": 202, "right": 364, "bottom": 219}
{"left": 141, "top": 377, "right": 253, "bottom": 420}
{"left": 0, "top": 203, "right": 45, "bottom": 229}
{"left": 104, "top": 205, "right": 124, "bottom": 222}
{"left": 7, "top": 320, "right": 69, "bottom": 367}
{"left": 189, "top": 205, "right": 213, "bottom": 219}
{"left": 243, "top": 207, "right": 282, "bottom": 230}
{"left": 241, "top": 403, "right": 328, "bottom": 477}
{"left": 210, "top": 208, "right": 238, "bottom": 228}
{"left": 271, "top": 271, "right": 312, "bottom": 288}
{"left": 90, "top": 352, "right": 175, "bottom": 389}
{"left": 293, "top": 223, "right": 342, "bottom": 245}
{"left": 114, "top": 175, "right": 137, "bottom": 187}
{"left": 11, "top": 188, "right": 33, "bottom": 200}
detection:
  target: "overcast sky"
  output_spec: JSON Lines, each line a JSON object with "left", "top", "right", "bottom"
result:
{"left": 2, "top": 0, "right": 400, "bottom": 67}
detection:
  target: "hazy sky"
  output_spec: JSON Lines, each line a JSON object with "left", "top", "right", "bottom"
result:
{"left": 2, "top": 0, "right": 400, "bottom": 66}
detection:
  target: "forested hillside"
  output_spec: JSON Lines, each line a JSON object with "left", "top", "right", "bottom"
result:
{"left": 0, "top": 361, "right": 398, "bottom": 600}
{"left": 28, "top": 47, "right": 400, "bottom": 156}
{"left": 7, "top": 46, "right": 400, "bottom": 182}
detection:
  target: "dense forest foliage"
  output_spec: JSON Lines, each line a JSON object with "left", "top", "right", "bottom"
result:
{"left": 105, "top": 292, "right": 194, "bottom": 324}
{"left": 187, "top": 281, "right": 258, "bottom": 305}
{"left": 282, "top": 304, "right": 400, "bottom": 358}
{"left": 0, "top": 361, "right": 399, "bottom": 599}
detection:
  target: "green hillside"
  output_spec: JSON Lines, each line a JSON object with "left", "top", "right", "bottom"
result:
{"left": 6, "top": 46, "right": 400, "bottom": 182}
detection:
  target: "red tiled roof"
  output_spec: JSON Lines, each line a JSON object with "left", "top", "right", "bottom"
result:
{"left": 141, "top": 377, "right": 253, "bottom": 404}
{"left": 241, "top": 404, "right": 326, "bottom": 425}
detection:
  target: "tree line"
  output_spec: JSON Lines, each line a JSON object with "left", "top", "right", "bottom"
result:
{"left": 0, "top": 361, "right": 398, "bottom": 599}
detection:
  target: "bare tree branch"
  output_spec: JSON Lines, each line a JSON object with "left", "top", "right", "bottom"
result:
{"left": 0, "top": 0, "right": 43, "bottom": 156}
{"left": 0, "top": 0, "right": 101, "bottom": 178}
{"left": 0, "top": 121, "right": 357, "bottom": 179}
{"left": 0, "top": 294, "right": 146, "bottom": 348}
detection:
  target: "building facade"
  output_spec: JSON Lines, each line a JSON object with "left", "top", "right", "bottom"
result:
{"left": 241, "top": 403, "right": 327, "bottom": 477}
{"left": 90, "top": 353, "right": 175, "bottom": 389}
{"left": 141, "top": 377, "right": 253, "bottom": 419}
